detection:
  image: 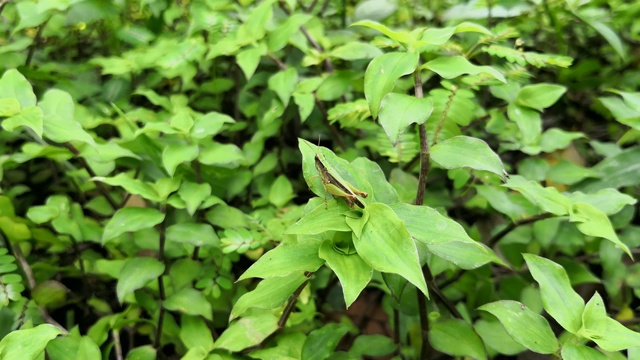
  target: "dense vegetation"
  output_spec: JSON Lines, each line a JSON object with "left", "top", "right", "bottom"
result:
{"left": 1, "top": 0, "right": 640, "bottom": 359}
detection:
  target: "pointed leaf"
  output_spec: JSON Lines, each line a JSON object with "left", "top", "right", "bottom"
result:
{"left": 319, "top": 240, "right": 373, "bottom": 308}
{"left": 425, "top": 56, "right": 505, "bottom": 83}
{"left": 592, "top": 318, "right": 640, "bottom": 352}
{"left": 349, "top": 203, "right": 428, "bottom": 296}
{"left": 524, "top": 254, "right": 585, "bottom": 334}
{"left": 478, "top": 300, "right": 559, "bottom": 354}
{"left": 268, "top": 68, "right": 298, "bottom": 107}
{"left": 351, "top": 20, "right": 413, "bottom": 44}
{"left": 505, "top": 175, "right": 571, "bottom": 215}
{"left": 166, "top": 223, "right": 219, "bottom": 247}
{"left": 178, "top": 181, "right": 212, "bottom": 216}
{"left": 214, "top": 313, "right": 279, "bottom": 352}
{"left": 164, "top": 288, "right": 212, "bottom": 320}
{"left": 0, "top": 69, "right": 37, "bottom": 108}
{"left": 516, "top": 83, "right": 566, "bottom": 111}
{"left": 570, "top": 202, "right": 632, "bottom": 258}
{"left": 364, "top": 52, "right": 419, "bottom": 119}
{"left": 2, "top": 106, "right": 44, "bottom": 137}
{"left": 379, "top": 93, "right": 433, "bottom": 145}
{"left": 0, "top": 324, "right": 63, "bottom": 359}
{"left": 39, "top": 89, "right": 95, "bottom": 145}
{"left": 430, "top": 136, "right": 506, "bottom": 180}
{"left": 162, "top": 143, "right": 199, "bottom": 177}
{"left": 102, "top": 207, "right": 165, "bottom": 243}
{"left": 429, "top": 319, "right": 487, "bottom": 360}
{"left": 230, "top": 273, "right": 307, "bottom": 319}
{"left": 239, "top": 241, "right": 324, "bottom": 280}
{"left": 116, "top": 257, "right": 165, "bottom": 302}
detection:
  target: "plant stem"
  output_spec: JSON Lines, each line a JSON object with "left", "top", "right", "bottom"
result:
{"left": 153, "top": 205, "right": 168, "bottom": 351}
{"left": 413, "top": 69, "right": 432, "bottom": 359}
{"left": 26, "top": 20, "right": 48, "bottom": 67}
{"left": 278, "top": 275, "right": 311, "bottom": 328}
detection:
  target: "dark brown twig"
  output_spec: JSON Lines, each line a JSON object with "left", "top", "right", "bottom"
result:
{"left": 26, "top": 20, "right": 48, "bottom": 66}
{"left": 486, "top": 213, "right": 555, "bottom": 247}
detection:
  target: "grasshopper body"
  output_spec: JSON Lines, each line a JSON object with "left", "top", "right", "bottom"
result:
{"left": 303, "top": 139, "right": 369, "bottom": 209}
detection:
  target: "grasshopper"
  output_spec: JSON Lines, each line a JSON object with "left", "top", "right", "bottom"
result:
{"left": 304, "top": 139, "right": 368, "bottom": 209}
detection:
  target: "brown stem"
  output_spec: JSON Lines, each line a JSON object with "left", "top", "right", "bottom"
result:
{"left": 153, "top": 206, "right": 168, "bottom": 351}
{"left": 26, "top": 20, "right": 48, "bottom": 67}
{"left": 278, "top": 276, "right": 311, "bottom": 328}
{"left": 413, "top": 69, "right": 433, "bottom": 359}
{"left": 486, "top": 213, "right": 555, "bottom": 247}
{"left": 10, "top": 242, "right": 67, "bottom": 333}
{"left": 64, "top": 143, "right": 119, "bottom": 210}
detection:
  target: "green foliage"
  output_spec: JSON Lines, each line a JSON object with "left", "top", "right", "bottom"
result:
{"left": 0, "top": 0, "right": 639, "bottom": 359}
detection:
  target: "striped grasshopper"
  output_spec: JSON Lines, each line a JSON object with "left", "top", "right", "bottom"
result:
{"left": 302, "top": 139, "right": 368, "bottom": 209}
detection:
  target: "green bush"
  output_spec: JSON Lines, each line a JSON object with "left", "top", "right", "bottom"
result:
{"left": 0, "top": 0, "right": 639, "bottom": 359}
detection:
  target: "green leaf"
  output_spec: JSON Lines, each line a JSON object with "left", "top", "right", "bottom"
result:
{"left": 547, "top": 160, "right": 599, "bottom": 185}
{"left": 319, "top": 240, "right": 373, "bottom": 308}
{"left": 268, "top": 68, "right": 298, "bottom": 107}
{"left": 474, "top": 319, "right": 526, "bottom": 355}
{"left": 164, "top": 288, "right": 212, "bottom": 320}
{"left": 524, "top": 254, "right": 585, "bottom": 334}
{"left": 576, "top": 147, "right": 640, "bottom": 192}
{"left": 349, "top": 203, "right": 428, "bottom": 296}
{"left": 364, "top": 52, "right": 419, "bottom": 119}
{"left": 516, "top": 84, "right": 567, "bottom": 111}
{"left": 0, "top": 216, "right": 31, "bottom": 242}
{"left": 15, "top": 2, "right": 50, "bottom": 32}
{"left": 191, "top": 112, "right": 235, "bottom": 139}
{"left": 178, "top": 181, "right": 213, "bottom": 216}
{"left": 302, "top": 323, "right": 352, "bottom": 360}
{"left": 102, "top": 207, "right": 165, "bottom": 243}
{"left": 428, "top": 319, "right": 487, "bottom": 360}
{"left": 539, "top": 128, "right": 585, "bottom": 153}
{"left": 230, "top": 273, "right": 307, "bottom": 319}
{"left": 236, "top": 43, "right": 267, "bottom": 80}
{"left": 378, "top": 93, "right": 433, "bottom": 146}
{"left": 567, "top": 189, "right": 636, "bottom": 216}
{"left": 116, "top": 257, "right": 165, "bottom": 303}
{"left": 286, "top": 201, "right": 352, "bottom": 235}
{"left": 46, "top": 335, "right": 102, "bottom": 360}
{"left": 579, "top": 292, "right": 606, "bottom": 340}
{"left": 0, "top": 324, "right": 63, "bottom": 359}
{"left": 293, "top": 93, "right": 315, "bottom": 123}
{"left": 576, "top": 13, "right": 626, "bottom": 61}
{"left": 125, "top": 345, "right": 156, "bottom": 360}
{"left": 93, "top": 173, "right": 161, "bottom": 202}
{"left": 39, "top": 89, "right": 95, "bottom": 145}
{"left": 478, "top": 301, "right": 559, "bottom": 354}
{"left": 351, "top": 20, "right": 413, "bottom": 45}
{"left": 390, "top": 203, "right": 504, "bottom": 268}
{"left": 348, "top": 335, "right": 395, "bottom": 357}
{"left": 268, "top": 13, "right": 312, "bottom": 52}
{"left": 504, "top": 175, "right": 571, "bottom": 215}
{"left": 330, "top": 42, "right": 383, "bottom": 60}
{"left": 166, "top": 223, "right": 219, "bottom": 247}
{"left": 162, "top": 143, "right": 199, "bottom": 177}
{"left": 560, "top": 343, "right": 608, "bottom": 360}
{"left": 214, "top": 313, "right": 278, "bottom": 352}
{"left": 0, "top": 98, "right": 20, "bottom": 117}
{"left": 180, "top": 315, "right": 214, "bottom": 352}
{"left": 430, "top": 136, "right": 506, "bottom": 180}
{"left": 198, "top": 142, "right": 245, "bottom": 168}
{"left": 0, "top": 69, "right": 37, "bottom": 108}
{"left": 26, "top": 205, "right": 60, "bottom": 224}
{"left": 269, "top": 175, "right": 295, "bottom": 208}
{"left": 569, "top": 202, "right": 632, "bottom": 258}
{"left": 507, "top": 103, "right": 541, "bottom": 146}
{"left": 2, "top": 106, "right": 44, "bottom": 137}
{"left": 239, "top": 240, "right": 323, "bottom": 280}
{"left": 425, "top": 56, "right": 505, "bottom": 83}
{"left": 236, "top": 0, "right": 275, "bottom": 44}
{"left": 592, "top": 318, "right": 640, "bottom": 352}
